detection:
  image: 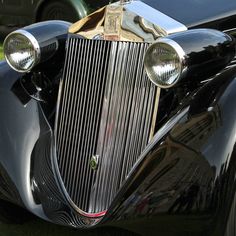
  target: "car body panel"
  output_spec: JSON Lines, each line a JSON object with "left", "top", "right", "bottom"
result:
{"left": 1, "top": 56, "right": 236, "bottom": 234}
{"left": 142, "top": 0, "right": 236, "bottom": 30}
{"left": 2, "top": 0, "right": 236, "bottom": 29}
{"left": 104, "top": 67, "right": 236, "bottom": 235}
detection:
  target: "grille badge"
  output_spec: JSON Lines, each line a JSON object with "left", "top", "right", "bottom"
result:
{"left": 90, "top": 155, "right": 99, "bottom": 170}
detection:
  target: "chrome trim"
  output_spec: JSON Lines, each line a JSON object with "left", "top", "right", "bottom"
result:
{"left": 144, "top": 37, "right": 187, "bottom": 88}
{"left": 120, "top": 0, "right": 133, "bottom": 4}
{"left": 3, "top": 29, "right": 41, "bottom": 72}
{"left": 55, "top": 37, "right": 156, "bottom": 214}
{"left": 149, "top": 87, "right": 161, "bottom": 140}
{"left": 124, "top": 1, "right": 187, "bottom": 35}
{"left": 52, "top": 137, "right": 106, "bottom": 220}
{"left": 55, "top": 0, "right": 188, "bottom": 216}
{"left": 223, "top": 28, "right": 236, "bottom": 33}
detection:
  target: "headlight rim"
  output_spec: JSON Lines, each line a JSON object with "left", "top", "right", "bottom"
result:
{"left": 144, "top": 37, "right": 187, "bottom": 89}
{"left": 3, "top": 29, "right": 41, "bottom": 73}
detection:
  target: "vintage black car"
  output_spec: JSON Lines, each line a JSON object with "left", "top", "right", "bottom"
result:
{"left": 0, "top": 0, "right": 236, "bottom": 235}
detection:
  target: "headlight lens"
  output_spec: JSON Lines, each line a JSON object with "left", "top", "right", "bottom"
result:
{"left": 144, "top": 38, "right": 186, "bottom": 88}
{"left": 3, "top": 30, "right": 40, "bottom": 72}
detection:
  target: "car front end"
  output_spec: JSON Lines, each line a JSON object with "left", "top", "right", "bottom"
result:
{"left": 1, "top": 1, "right": 236, "bottom": 235}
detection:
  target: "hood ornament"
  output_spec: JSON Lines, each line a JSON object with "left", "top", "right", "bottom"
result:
{"left": 120, "top": 0, "right": 133, "bottom": 4}
{"left": 69, "top": 1, "right": 187, "bottom": 42}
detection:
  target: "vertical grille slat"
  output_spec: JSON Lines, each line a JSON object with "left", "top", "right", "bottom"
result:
{"left": 67, "top": 39, "right": 88, "bottom": 193}
{"left": 69, "top": 39, "right": 87, "bottom": 199}
{"left": 65, "top": 39, "right": 83, "bottom": 187}
{"left": 56, "top": 37, "right": 157, "bottom": 213}
{"left": 57, "top": 38, "right": 76, "bottom": 167}
{"left": 72, "top": 39, "right": 91, "bottom": 202}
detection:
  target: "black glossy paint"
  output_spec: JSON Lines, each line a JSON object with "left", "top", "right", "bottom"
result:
{"left": 5, "top": 21, "right": 71, "bottom": 120}
{"left": 10, "top": 21, "right": 71, "bottom": 65}
{"left": 0, "top": 61, "right": 102, "bottom": 226}
{"left": 1, "top": 4, "right": 236, "bottom": 235}
{"left": 104, "top": 66, "right": 236, "bottom": 236}
{"left": 167, "top": 29, "right": 236, "bottom": 85}
{"left": 2, "top": 55, "right": 236, "bottom": 234}
{"left": 0, "top": 61, "right": 46, "bottom": 218}
{"left": 142, "top": 0, "right": 236, "bottom": 30}
{"left": 1, "top": 0, "right": 236, "bottom": 33}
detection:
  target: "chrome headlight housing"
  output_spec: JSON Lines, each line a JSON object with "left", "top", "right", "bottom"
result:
{"left": 4, "top": 30, "right": 40, "bottom": 72}
{"left": 3, "top": 21, "right": 71, "bottom": 73}
{"left": 144, "top": 38, "right": 186, "bottom": 88}
{"left": 145, "top": 29, "right": 236, "bottom": 88}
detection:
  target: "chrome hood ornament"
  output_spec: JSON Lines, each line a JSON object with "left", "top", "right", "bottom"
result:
{"left": 120, "top": 0, "right": 133, "bottom": 4}
{"left": 69, "top": 1, "right": 187, "bottom": 43}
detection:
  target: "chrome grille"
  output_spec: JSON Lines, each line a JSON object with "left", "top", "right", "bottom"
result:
{"left": 56, "top": 35, "right": 157, "bottom": 213}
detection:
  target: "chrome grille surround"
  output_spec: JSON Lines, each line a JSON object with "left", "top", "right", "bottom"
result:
{"left": 55, "top": 35, "right": 157, "bottom": 214}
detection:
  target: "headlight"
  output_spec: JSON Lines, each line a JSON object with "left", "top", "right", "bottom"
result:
{"left": 4, "top": 30, "right": 40, "bottom": 72}
{"left": 144, "top": 38, "right": 186, "bottom": 88}
{"left": 145, "top": 29, "right": 236, "bottom": 88}
{"left": 3, "top": 21, "right": 71, "bottom": 73}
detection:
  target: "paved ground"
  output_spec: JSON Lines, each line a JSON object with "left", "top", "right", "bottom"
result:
{"left": 0, "top": 219, "right": 82, "bottom": 236}
{"left": 0, "top": 218, "right": 129, "bottom": 236}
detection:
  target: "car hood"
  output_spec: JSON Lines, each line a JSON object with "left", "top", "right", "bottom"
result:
{"left": 142, "top": 0, "right": 236, "bottom": 29}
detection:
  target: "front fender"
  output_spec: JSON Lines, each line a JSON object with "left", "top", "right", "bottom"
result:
{"left": 0, "top": 61, "right": 101, "bottom": 226}
{"left": 0, "top": 61, "right": 46, "bottom": 218}
{"left": 104, "top": 66, "right": 236, "bottom": 236}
